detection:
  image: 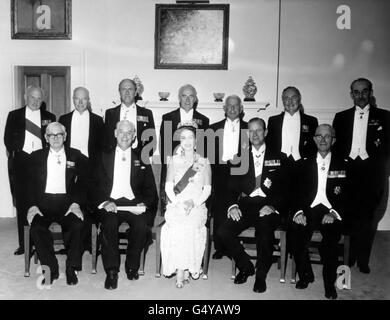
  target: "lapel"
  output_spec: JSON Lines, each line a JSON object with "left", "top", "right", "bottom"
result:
{"left": 64, "top": 148, "right": 73, "bottom": 188}
{"left": 276, "top": 113, "right": 284, "bottom": 148}
{"left": 39, "top": 108, "right": 47, "bottom": 141}
{"left": 247, "top": 146, "right": 257, "bottom": 190}
{"left": 87, "top": 111, "right": 92, "bottom": 150}
{"left": 310, "top": 156, "right": 319, "bottom": 195}
{"left": 40, "top": 149, "right": 50, "bottom": 191}
{"left": 345, "top": 107, "right": 355, "bottom": 148}
{"left": 104, "top": 150, "right": 116, "bottom": 189}
{"left": 130, "top": 150, "right": 136, "bottom": 192}
{"left": 366, "top": 106, "right": 379, "bottom": 147}
{"left": 67, "top": 111, "right": 74, "bottom": 146}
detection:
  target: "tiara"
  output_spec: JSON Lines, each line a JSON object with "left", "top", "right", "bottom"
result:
{"left": 177, "top": 119, "right": 198, "bottom": 130}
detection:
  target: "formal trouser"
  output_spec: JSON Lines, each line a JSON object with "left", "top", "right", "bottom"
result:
{"left": 217, "top": 197, "right": 281, "bottom": 280}
{"left": 212, "top": 164, "right": 230, "bottom": 253}
{"left": 289, "top": 204, "right": 341, "bottom": 288}
{"left": 96, "top": 198, "right": 149, "bottom": 273}
{"left": 160, "top": 163, "right": 167, "bottom": 216}
{"left": 11, "top": 151, "right": 31, "bottom": 248}
{"left": 347, "top": 157, "right": 384, "bottom": 267}
{"left": 30, "top": 194, "right": 84, "bottom": 275}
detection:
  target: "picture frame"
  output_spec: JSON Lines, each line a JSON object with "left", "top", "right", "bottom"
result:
{"left": 11, "top": 0, "right": 72, "bottom": 40}
{"left": 154, "top": 3, "right": 229, "bottom": 70}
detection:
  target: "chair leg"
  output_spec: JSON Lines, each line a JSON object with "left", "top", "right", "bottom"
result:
{"left": 202, "top": 226, "right": 210, "bottom": 280}
{"left": 343, "top": 235, "right": 350, "bottom": 266}
{"left": 290, "top": 254, "right": 297, "bottom": 284}
{"left": 231, "top": 259, "right": 236, "bottom": 280}
{"left": 139, "top": 249, "right": 145, "bottom": 276}
{"left": 24, "top": 226, "right": 30, "bottom": 277}
{"left": 91, "top": 224, "right": 97, "bottom": 274}
{"left": 155, "top": 226, "right": 161, "bottom": 277}
{"left": 279, "top": 230, "right": 286, "bottom": 283}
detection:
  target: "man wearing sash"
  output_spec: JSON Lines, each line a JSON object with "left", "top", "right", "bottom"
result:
{"left": 93, "top": 120, "right": 158, "bottom": 290}
{"left": 4, "top": 86, "right": 55, "bottom": 255}
{"left": 290, "top": 124, "right": 349, "bottom": 299}
{"left": 217, "top": 117, "right": 288, "bottom": 293}
{"left": 210, "top": 95, "right": 248, "bottom": 260}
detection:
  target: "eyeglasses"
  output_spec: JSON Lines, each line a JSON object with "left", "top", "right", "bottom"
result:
{"left": 351, "top": 89, "right": 370, "bottom": 96}
{"left": 314, "top": 134, "right": 333, "bottom": 141}
{"left": 47, "top": 133, "right": 65, "bottom": 139}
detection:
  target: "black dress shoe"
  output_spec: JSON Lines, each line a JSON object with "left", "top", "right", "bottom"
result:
{"left": 325, "top": 285, "right": 338, "bottom": 299}
{"left": 14, "top": 247, "right": 24, "bottom": 255}
{"left": 295, "top": 277, "right": 314, "bottom": 289}
{"left": 212, "top": 251, "right": 224, "bottom": 260}
{"left": 41, "top": 271, "right": 59, "bottom": 285}
{"left": 358, "top": 264, "right": 371, "bottom": 274}
{"left": 253, "top": 278, "right": 267, "bottom": 293}
{"left": 66, "top": 267, "right": 78, "bottom": 285}
{"left": 126, "top": 269, "right": 139, "bottom": 280}
{"left": 104, "top": 270, "right": 118, "bottom": 290}
{"left": 234, "top": 267, "right": 255, "bottom": 284}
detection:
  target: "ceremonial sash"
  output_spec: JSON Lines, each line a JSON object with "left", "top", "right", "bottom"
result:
{"left": 173, "top": 166, "right": 197, "bottom": 195}
{"left": 255, "top": 174, "right": 261, "bottom": 190}
{"left": 25, "top": 118, "right": 41, "bottom": 139}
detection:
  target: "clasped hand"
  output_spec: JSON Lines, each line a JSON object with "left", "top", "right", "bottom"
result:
{"left": 182, "top": 199, "right": 194, "bottom": 215}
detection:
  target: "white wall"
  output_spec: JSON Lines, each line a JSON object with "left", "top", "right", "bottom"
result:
{"left": 0, "top": 0, "right": 389, "bottom": 228}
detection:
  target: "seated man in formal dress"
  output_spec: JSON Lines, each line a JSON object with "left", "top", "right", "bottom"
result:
{"left": 93, "top": 120, "right": 158, "bottom": 290}
{"left": 27, "top": 122, "right": 89, "bottom": 286}
{"left": 217, "top": 117, "right": 288, "bottom": 293}
{"left": 290, "top": 124, "right": 350, "bottom": 299}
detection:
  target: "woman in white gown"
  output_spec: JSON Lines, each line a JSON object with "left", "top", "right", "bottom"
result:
{"left": 160, "top": 120, "right": 212, "bottom": 288}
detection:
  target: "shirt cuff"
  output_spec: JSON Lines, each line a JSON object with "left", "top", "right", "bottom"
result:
{"left": 293, "top": 210, "right": 304, "bottom": 219}
{"left": 330, "top": 208, "right": 342, "bottom": 221}
{"left": 227, "top": 204, "right": 239, "bottom": 214}
{"left": 66, "top": 203, "right": 80, "bottom": 214}
{"left": 98, "top": 201, "right": 108, "bottom": 209}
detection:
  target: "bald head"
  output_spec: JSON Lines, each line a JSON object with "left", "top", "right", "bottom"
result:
{"left": 25, "top": 86, "right": 44, "bottom": 111}
{"left": 73, "top": 87, "right": 90, "bottom": 114}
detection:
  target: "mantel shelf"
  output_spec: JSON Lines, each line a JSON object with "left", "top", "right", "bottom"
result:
{"left": 136, "top": 100, "right": 271, "bottom": 110}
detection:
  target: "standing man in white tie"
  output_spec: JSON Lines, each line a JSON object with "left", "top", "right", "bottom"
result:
{"left": 209, "top": 95, "right": 247, "bottom": 260}
{"left": 266, "top": 87, "right": 318, "bottom": 221}
{"left": 92, "top": 120, "right": 158, "bottom": 290}
{"left": 4, "top": 86, "right": 56, "bottom": 255}
{"left": 59, "top": 87, "right": 105, "bottom": 253}
{"left": 104, "top": 79, "right": 156, "bottom": 159}
{"left": 27, "top": 122, "right": 89, "bottom": 286}
{"left": 333, "top": 78, "right": 390, "bottom": 274}
{"left": 290, "top": 124, "right": 350, "bottom": 299}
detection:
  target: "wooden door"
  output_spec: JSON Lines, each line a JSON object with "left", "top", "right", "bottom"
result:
{"left": 15, "top": 66, "right": 71, "bottom": 120}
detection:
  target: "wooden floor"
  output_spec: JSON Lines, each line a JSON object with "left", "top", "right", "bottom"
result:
{"left": 0, "top": 218, "right": 388, "bottom": 300}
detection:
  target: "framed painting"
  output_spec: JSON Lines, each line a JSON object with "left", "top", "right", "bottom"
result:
{"left": 154, "top": 3, "right": 229, "bottom": 70}
{"left": 11, "top": 0, "right": 72, "bottom": 39}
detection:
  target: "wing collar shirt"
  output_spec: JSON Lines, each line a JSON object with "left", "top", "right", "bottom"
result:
{"left": 281, "top": 111, "right": 301, "bottom": 161}
{"left": 120, "top": 103, "right": 138, "bottom": 149}
{"left": 222, "top": 118, "right": 240, "bottom": 162}
{"left": 309, "top": 152, "right": 341, "bottom": 220}
{"left": 110, "top": 146, "right": 135, "bottom": 201}
{"left": 45, "top": 147, "right": 66, "bottom": 194}
{"left": 179, "top": 107, "right": 194, "bottom": 123}
{"left": 349, "top": 105, "right": 369, "bottom": 160}
{"left": 23, "top": 107, "right": 42, "bottom": 154}
{"left": 249, "top": 144, "right": 267, "bottom": 197}
{"left": 71, "top": 110, "right": 90, "bottom": 157}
